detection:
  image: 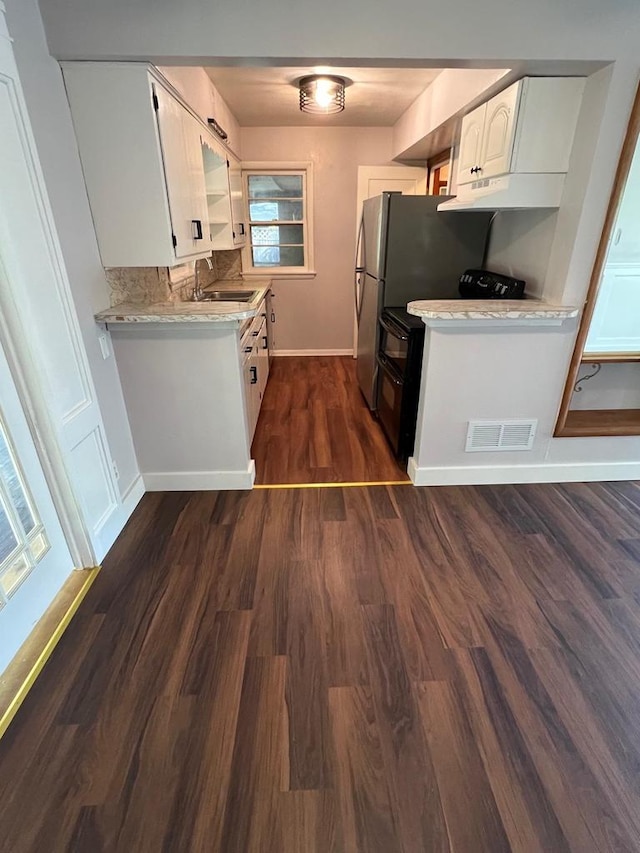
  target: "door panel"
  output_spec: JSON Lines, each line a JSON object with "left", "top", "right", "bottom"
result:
{"left": 0, "top": 40, "right": 121, "bottom": 561}
{"left": 457, "top": 102, "right": 486, "bottom": 186}
{"left": 479, "top": 82, "right": 520, "bottom": 179}
{"left": 585, "top": 266, "right": 640, "bottom": 354}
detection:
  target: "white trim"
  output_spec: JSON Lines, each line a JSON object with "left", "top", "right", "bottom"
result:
{"left": 273, "top": 349, "right": 354, "bottom": 357}
{"left": 143, "top": 460, "right": 255, "bottom": 491}
{"left": 407, "top": 456, "right": 640, "bottom": 486}
{"left": 421, "top": 317, "right": 569, "bottom": 329}
{"left": 242, "top": 270, "right": 317, "bottom": 280}
{"left": 120, "top": 475, "right": 145, "bottom": 514}
{"left": 90, "top": 475, "right": 145, "bottom": 561}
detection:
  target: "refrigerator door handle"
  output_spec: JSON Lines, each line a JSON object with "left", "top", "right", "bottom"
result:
{"left": 354, "top": 213, "right": 365, "bottom": 319}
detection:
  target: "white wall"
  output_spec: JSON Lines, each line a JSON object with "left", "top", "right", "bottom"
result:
{"left": 413, "top": 319, "right": 578, "bottom": 472}
{"left": 241, "top": 126, "right": 394, "bottom": 353}
{"left": 571, "top": 363, "right": 640, "bottom": 410}
{"left": 393, "top": 68, "right": 510, "bottom": 160}
{"left": 36, "top": 0, "right": 640, "bottom": 63}
{"left": 484, "top": 210, "right": 558, "bottom": 298}
{"left": 4, "top": 0, "right": 140, "bottom": 501}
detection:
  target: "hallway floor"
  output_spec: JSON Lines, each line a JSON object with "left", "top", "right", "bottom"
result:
{"left": 3, "top": 481, "right": 640, "bottom": 850}
{"left": 251, "top": 356, "right": 409, "bottom": 484}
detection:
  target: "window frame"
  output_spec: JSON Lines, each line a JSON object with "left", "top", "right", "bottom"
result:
{"left": 241, "top": 161, "right": 316, "bottom": 278}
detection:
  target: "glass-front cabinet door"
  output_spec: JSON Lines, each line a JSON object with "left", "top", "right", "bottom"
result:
{"left": 201, "top": 132, "right": 234, "bottom": 250}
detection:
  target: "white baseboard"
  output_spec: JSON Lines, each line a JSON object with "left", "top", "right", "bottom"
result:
{"left": 120, "top": 474, "right": 146, "bottom": 514}
{"left": 143, "top": 460, "right": 255, "bottom": 491}
{"left": 407, "top": 457, "right": 640, "bottom": 486}
{"left": 273, "top": 349, "right": 354, "bottom": 357}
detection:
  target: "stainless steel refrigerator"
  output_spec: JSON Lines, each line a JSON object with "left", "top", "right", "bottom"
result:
{"left": 355, "top": 193, "right": 493, "bottom": 410}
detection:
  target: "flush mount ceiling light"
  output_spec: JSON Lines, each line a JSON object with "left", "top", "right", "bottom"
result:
{"left": 298, "top": 75, "right": 347, "bottom": 115}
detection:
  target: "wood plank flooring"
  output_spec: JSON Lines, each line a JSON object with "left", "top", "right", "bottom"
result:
{"left": 252, "top": 355, "right": 409, "bottom": 484}
{"left": 4, "top": 481, "right": 640, "bottom": 850}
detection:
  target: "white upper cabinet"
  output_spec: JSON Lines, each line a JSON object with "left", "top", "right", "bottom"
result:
{"left": 457, "top": 103, "right": 486, "bottom": 183}
{"left": 228, "top": 153, "right": 247, "bottom": 248}
{"left": 154, "top": 83, "right": 212, "bottom": 260}
{"left": 61, "top": 62, "right": 244, "bottom": 267}
{"left": 456, "top": 77, "right": 584, "bottom": 188}
{"left": 479, "top": 83, "right": 520, "bottom": 180}
{"left": 200, "top": 134, "right": 246, "bottom": 250}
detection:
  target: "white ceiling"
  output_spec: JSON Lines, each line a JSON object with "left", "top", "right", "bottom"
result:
{"left": 205, "top": 66, "right": 442, "bottom": 127}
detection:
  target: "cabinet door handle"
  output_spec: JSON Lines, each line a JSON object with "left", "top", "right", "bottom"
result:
{"left": 250, "top": 366, "right": 257, "bottom": 384}
{"left": 191, "top": 219, "right": 203, "bottom": 240}
{"left": 239, "top": 223, "right": 245, "bottom": 236}
{"left": 262, "top": 335, "right": 268, "bottom": 350}
{"left": 244, "top": 345, "right": 252, "bottom": 353}
{"left": 270, "top": 311, "right": 276, "bottom": 323}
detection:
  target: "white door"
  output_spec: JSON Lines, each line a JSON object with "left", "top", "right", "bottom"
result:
{"left": 457, "top": 102, "right": 487, "bottom": 186}
{"left": 585, "top": 265, "right": 640, "bottom": 355}
{"left": 0, "top": 335, "right": 74, "bottom": 673}
{"left": 354, "top": 166, "right": 427, "bottom": 354}
{"left": 479, "top": 82, "right": 521, "bottom": 180}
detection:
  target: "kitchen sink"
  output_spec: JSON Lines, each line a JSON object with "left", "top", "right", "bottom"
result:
{"left": 198, "top": 290, "right": 258, "bottom": 302}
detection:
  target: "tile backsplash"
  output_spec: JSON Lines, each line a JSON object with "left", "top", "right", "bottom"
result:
{"left": 105, "top": 249, "right": 243, "bottom": 306}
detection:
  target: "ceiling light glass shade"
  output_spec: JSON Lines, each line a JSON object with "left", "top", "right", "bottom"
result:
{"left": 299, "top": 75, "right": 346, "bottom": 114}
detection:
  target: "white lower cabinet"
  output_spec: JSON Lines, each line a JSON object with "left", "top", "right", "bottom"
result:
{"left": 154, "top": 82, "right": 212, "bottom": 260}
{"left": 241, "top": 302, "right": 270, "bottom": 444}
{"left": 108, "top": 321, "right": 255, "bottom": 490}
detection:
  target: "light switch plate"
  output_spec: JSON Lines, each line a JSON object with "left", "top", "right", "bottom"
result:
{"left": 98, "top": 334, "right": 110, "bottom": 360}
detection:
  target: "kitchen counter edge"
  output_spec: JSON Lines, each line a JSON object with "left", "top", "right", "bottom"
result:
{"left": 94, "top": 279, "right": 271, "bottom": 325}
{"left": 407, "top": 298, "right": 580, "bottom": 321}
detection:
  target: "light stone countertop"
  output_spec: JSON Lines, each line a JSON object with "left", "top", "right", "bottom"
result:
{"left": 95, "top": 278, "right": 271, "bottom": 325}
{"left": 407, "top": 298, "right": 580, "bottom": 321}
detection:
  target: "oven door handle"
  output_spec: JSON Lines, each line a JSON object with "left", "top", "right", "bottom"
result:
{"left": 377, "top": 352, "right": 404, "bottom": 386}
{"left": 379, "top": 315, "right": 409, "bottom": 342}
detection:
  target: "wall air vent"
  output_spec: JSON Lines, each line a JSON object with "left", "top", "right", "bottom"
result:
{"left": 465, "top": 419, "right": 537, "bottom": 452}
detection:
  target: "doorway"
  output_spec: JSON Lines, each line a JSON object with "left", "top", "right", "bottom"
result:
{"left": 251, "top": 166, "right": 426, "bottom": 485}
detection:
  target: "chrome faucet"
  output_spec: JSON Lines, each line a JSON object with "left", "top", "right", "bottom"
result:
{"left": 191, "top": 256, "right": 214, "bottom": 301}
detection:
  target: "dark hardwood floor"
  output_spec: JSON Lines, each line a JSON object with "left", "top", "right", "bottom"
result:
{"left": 4, "top": 481, "right": 640, "bottom": 850}
{"left": 251, "top": 356, "right": 409, "bottom": 484}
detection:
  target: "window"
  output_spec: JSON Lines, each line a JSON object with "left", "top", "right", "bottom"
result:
{"left": 242, "top": 164, "right": 314, "bottom": 276}
{"left": 0, "top": 412, "right": 49, "bottom": 605}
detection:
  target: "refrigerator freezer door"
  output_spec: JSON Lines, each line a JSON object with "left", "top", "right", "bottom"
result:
{"left": 362, "top": 194, "right": 389, "bottom": 280}
{"left": 356, "top": 273, "right": 384, "bottom": 410}
{"left": 383, "top": 195, "right": 492, "bottom": 306}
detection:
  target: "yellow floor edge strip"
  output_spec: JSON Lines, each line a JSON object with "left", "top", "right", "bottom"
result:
{"left": 0, "top": 566, "right": 101, "bottom": 740}
{"left": 253, "top": 480, "right": 413, "bottom": 489}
